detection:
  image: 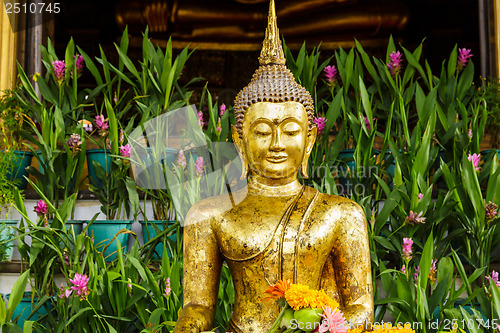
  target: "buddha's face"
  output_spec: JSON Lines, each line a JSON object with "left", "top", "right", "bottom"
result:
{"left": 237, "top": 101, "right": 316, "bottom": 183}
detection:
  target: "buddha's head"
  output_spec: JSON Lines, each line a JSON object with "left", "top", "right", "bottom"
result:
{"left": 232, "top": 0, "right": 317, "bottom": 182}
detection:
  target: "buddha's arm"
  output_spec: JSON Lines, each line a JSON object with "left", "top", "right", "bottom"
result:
{"left": 332, "top": 202, "right": 374, "bottom": 327}
{"left": 173, "top": 210, "right": 223, "bottom": 333}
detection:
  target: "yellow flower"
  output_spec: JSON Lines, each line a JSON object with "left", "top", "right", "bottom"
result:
{"left": 284, "top": 283, "right": 339, "bottom": 311}
{"left": 33, "top": 72, "right": 41, "bottom": 82}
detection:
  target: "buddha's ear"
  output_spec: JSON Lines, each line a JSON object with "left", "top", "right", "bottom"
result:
{"left": 231, "top": 125, "right": 249, "bottom": 180}
{"left": 300, "top": 125, "right": 317, "bottom": 179}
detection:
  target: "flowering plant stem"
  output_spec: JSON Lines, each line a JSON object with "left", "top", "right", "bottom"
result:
{"left": 266, "top": 304, "right": 290, "bottom": 333}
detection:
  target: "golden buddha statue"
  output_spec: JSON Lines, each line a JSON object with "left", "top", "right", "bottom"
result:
{"left": 173, "top": 1, "right": 373, "bottom": 332}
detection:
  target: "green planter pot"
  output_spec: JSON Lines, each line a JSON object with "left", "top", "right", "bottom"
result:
{"left": 140, "top": 220, "right": 178, "bottom": 259}
{"left": 87, "top": 220, "right": 133, "bottom": 261}
{"left": 4, "top": 150, "right": 33, "bottom": 190}
{"left": 5, "top": 292, "right": 50, "bottom": 328}
{"left": 66, "top": 220, "right": 84, "bottom": 235}
{"left": 86, "top": 149, "right": 112, "bottom": 189}
{"left": 0, "top": 220, "right": 18, "bottom": 262}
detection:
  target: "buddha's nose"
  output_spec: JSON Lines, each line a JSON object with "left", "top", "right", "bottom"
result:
{"left": 270, "top": 131, "right": 284, "bottom": 151}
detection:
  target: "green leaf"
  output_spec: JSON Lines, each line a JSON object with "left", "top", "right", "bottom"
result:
{"left": 6, "top": 270, "right": 29, "bottom": 321}
{"left": 418, "top": 231, "right": 434, "bottom": 290}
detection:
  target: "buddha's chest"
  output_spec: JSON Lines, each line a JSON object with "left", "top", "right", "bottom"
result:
{"left": 214, "top": 194, "right": 335, "bottom": 283}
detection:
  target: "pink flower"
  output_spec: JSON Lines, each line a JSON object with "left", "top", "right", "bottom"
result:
{"left": 314, "top": 116, "right": 326, "bottom": 135}
{"left": 58, "top": 283, "right": 72, "bottom": 299}
{"left": 34, "top": 200, "right": 48, "bottom": 216}
{"left": 486, "top": 270, "right": 500, "bottom": 288}
{"left": 468, "top": 128, "right": 473, "bottom": 139}
{"left": 318, "top": 305, "right": 348, "bottom": 333}
{"left": 468, "top": 153, "right": 481, "bottom": 172}
{"left": 75, "top": 54, "right": 84, "bottom": 73}
{"left": 323, "top": 65, "right": 338, "bottom": 85}
{"left": 198, "top": 111, "right": 204, "bottom": 127}
{"left": 216, "top": 117, "right": 222, "bottom": 134}
{"left": 414, "top": 265, "right": 419, "bottom": 282}
{"left": 418, "top": 193, "right": 423, "bottom": 202}
{"left": 163, "top": 278, "right": 171, "bottom": 297}
{"left": 119, "top": 144, "right": 131, "bottom": 158}
{"left": 67, "top": 133, "right": 82, "bottom": 150}
{"left": 401, "top": 265, "right": 407, "bottom": 274}
{"left": 458, "top": 48, "right": 473, "bottom": 70}
{"left": 364, "top": 117, "right": 376, "bottom": 131}
{"left": 176, "top": 150, "right": 186, "bottom": 169}
{"left": 402, "top": 237, "right": 413, "bottom": 261}
{"left": 95, "top": 115, "right": 109, "bottom": 137}
{"left": 195, "top": 156, "right": 204, "bottom": 177}
{"left": 405, "top": 211, "right": 426, "bottom": 225}
{"left": 52, "top": 60, "right": 66, "bottom": 83}
{"left": 387, "top": 51, "right": 403, "bottom": 76}
{"left": 219, "top": 103, "right": 227, "bottom": 116}
{"left": 429, "top": 259, "right": 438, "bottom": 283}
{"left": 485, "top": 201, "right": 498, "bottom": 221}
{"left": 119, "top": 129, "right": 125, "bottom": 145}
{"left": 70, "top": 273, "right": 90, "bottom": 300}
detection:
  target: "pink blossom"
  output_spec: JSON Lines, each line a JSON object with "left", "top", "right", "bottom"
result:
{"left": 119, "top": 129, "right": 125, "bottom": 145}
{"left": 70, "top": 273, "right": 90, "bottom": 300}
{"left": 163, "top": 278, "right": 171, "bottom": 297}
{"left": 468, "top": 128, "right": 473, "bottom": 139}
{"left": 364, "top": 117, "right": 376, "bottom": 131}
{"left": 405, "top": 211, "right": 426, "bottom": 225}
{"left": 485, "top": 201, "right": 498, "bottom": 220}
{"left": 95, "top": 115, "right": 109, "bottom": 137}
{"left": 58, "top": 283, "right": 72, "bottom": 299}
{"left": 323, "top": 65, "right": 338, "bottom": 85}
{"left": 418, "top": 193, "right": 423, "bottom": 202}
{"left": 75, "top": 54, "right": 84, "bottom": 73}
{"left": 34, "top": 200, "right": 48, "bottom": 216}
{"left": 198, "top": 111, "right": 204, "bottom": 127}
{"left": 119, "top": 144, "right": 131, "bottom": 158}
{"left": 216, "top": 117, "right": 222, "bottom": 134}
{"left": 402, "top": 237, "right": 413, "bottom": 261}
{"left": 387, "top": 51, "right": 403, "bottom": 76}
{"left": 486, "top": 270, "right": 500, "bottom": 288}
{"left": 67, "top": 133, "right": 82, "bottom": 150}
{"left": 468, "top": 153, "right": 481, "bottom": 172}
{"left": 52, "top": 60, "right": 66, "bottom": 83}
{"left": 414, "top": 266, "right": 419, "bottom": 282}
{"left": 318, "top": 305, "right": 348, "bottom": 333}
{"left": 458, "top": 48, "right": 473, "bottom": 70}
{"left": 219, "top": 103, "right": 227, "bottom": 116}
{"left": 195, "top": 156, "right": 204, "bottom": 177}
{"left": 176, "top": 150, "right": 186, "bottom": 169}
{"left": 314, "top": 116, "right": 326, "bottom": 135}
{"left": 401, "top": 265, "right": 407, "bottom": 274}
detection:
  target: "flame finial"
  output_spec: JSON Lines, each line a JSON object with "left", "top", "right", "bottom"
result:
{"left": 258, "top": 0, "right": 286, "bottom": 65}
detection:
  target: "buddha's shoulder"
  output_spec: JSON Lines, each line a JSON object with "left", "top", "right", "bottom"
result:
{"left": 309, "top": 188, "right": 366, "bottom": 224}
{"left": 184, "top": 188, "right": 248, "bottom": 224}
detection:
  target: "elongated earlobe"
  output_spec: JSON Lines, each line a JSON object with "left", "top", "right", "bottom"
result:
{"left": 300, "top": 160, "right": 309, "bottom": 179}
{"left": 231, "top": 125, "right": 250, "bottom": 180}
{"left": 300, "top": 125, "right": 317, "bottom": 179}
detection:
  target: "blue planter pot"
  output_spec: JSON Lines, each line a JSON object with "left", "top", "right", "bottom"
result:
{"left": 87, "top": 220, "right": 133, "bottom": 261}
{"left": 0, "top": 220, "right": 18, "bottom": 262}
{"left": 86, "top": 149, "right": 112, "bottom": 189}
{"left": 140, "top": 220, "right": 178, "bottom": 259}
{"left": 5, "top": 292, "right": 50, "bottom": 328}
{"left": 4, "top": 150, "right": 33, "bottom": 190}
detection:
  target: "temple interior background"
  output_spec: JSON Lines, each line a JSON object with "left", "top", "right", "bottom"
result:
{"left": 15, "top": 0, "right": 497, "bottom": 107}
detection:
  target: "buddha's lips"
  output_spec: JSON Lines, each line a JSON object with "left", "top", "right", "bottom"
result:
{"left": 266, "top": 155, "right": 287, "bottom": 163}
